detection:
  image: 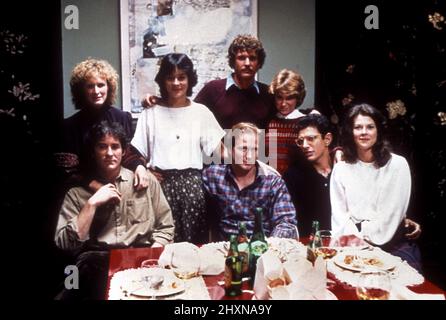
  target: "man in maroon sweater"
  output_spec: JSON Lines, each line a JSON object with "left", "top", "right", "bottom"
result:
{"left": 194, "top": 34, "right": 275, "bottom": 129}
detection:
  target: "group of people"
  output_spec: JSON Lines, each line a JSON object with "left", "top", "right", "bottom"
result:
{"left": 54, "top": 34, "right": 421, "bottom": 299}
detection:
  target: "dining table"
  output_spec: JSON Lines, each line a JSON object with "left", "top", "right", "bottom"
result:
{"left": 106, "top": 240, "right": 446, "bottom": 301}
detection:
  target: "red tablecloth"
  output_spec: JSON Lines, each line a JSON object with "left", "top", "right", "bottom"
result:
{"left": 107, "top": 246, "right": 445, "bottom": 300}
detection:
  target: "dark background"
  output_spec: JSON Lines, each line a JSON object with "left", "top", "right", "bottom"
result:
{"left": 315, "top": 0, "right": 446, "bottom": 289}
{"left": 0, "top": 0, "right": 444, "bottom": 299}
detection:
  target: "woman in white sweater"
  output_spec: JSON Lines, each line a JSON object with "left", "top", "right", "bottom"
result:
{"left": 330, "top": 103, "right": 421, "bottom": 271}
{"left": 132, "top": 53, "right": 225, "bottom": 243}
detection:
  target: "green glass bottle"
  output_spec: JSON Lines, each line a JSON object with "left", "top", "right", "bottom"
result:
{"left": 237, "top": 222, "right": 250, "bottom": 277}
{"left": 248, "top": 207, "right": 268, "bottom": 285}
{"left": 307, "top": 220, "right": 320, "bottom": 262}
{"left": 224, "top": 235, "right": 242, "bottom": 296}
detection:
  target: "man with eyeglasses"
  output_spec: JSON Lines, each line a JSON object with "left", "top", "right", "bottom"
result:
{"left": 283, "top": 114, "right": 421, "bottom": 239}
{"left": 283, "top": 114, "right": 334, "bottom": 236}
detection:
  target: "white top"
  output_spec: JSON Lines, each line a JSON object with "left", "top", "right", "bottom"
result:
{"left": 131, "top": 102, "right": 226, "bottom": 170}
{"left": 329, "top": 153, "right": 411, "bottom": 245}
{"left": 276, "top": 109, "right": 305, "bottom": 119}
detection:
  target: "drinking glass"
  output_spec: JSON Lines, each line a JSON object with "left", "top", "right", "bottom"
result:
{"left": 314, "top": 230, "right": 338, "bottom": 259}
{"left": 171, "top": 249, "right": 200, "bottom": 280}
{"left": 293, "top": 224, "right": 300, "bottom": 241}
{"left": 141, "top": 258, "right": 160, "bottom": 269}
{"left": 140, "top": 259, "right": 163, "bottom": 299}
{"left": 356, "top": 269, "right": 391, "bottom": 300}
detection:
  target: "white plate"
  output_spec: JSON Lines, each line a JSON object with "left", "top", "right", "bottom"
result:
{"left": 333, "top": 251, "right": 395, "bottom": 272}
{"left": 124, "top": 268, "right": 185, "bottom": 298}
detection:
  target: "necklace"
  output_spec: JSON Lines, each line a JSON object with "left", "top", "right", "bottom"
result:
{"left": 167, "top": 99, "right": 191, "bottom": 140}
{"left": 166, "top": 105, "right": 182, "bottom": 140}
{"left": 160, "top": 98, "right": 190, "bottom": 140}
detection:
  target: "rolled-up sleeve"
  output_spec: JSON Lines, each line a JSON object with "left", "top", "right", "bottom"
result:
{"left": 54, "top": 190, "right": 87, "bottom": 251}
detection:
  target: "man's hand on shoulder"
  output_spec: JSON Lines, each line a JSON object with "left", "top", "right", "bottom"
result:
{"left": 134, "top": 165, "right": 150, "bottom": 191}
{"left": 141, "top": 94, "right": 160, "bottom": 108}
{"left": 332, "top": 148, "right": 344, "bottom": 164}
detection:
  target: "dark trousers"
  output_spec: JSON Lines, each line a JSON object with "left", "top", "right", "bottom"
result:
{"left": 384, "top": 240, "right": 422, "bottom": 273}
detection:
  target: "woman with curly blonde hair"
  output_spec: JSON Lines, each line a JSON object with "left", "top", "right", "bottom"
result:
{"left": 58, "top": 58, "right": 149, "bottom": 191}
{"left": 69, "top": 58, "right": 119, "bottom": 110}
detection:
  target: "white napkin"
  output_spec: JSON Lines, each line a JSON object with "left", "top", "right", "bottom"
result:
{"left": 253, "top": 249, "right": 328, "bottom": 300}
{"left": 253, "top": 250, "right": 283, "bottom": 300}
{"left": 282, "top": 256, "right": 327, "bottom": 300}
{"left": 262, "top": 250, "right": 284, "bottom": 281}
{"left": 198, "top": 244, "right": 226, "bottom": 275}
{"left": 158, "top": 242, "right": 225, "bottom": 276}
{"left": 267, "top": 237, "right": 307, "bottom": 262}
{"left": 282, "top": 256, "right": 311, "bottom": 283}
{"left": 390, "top": 285, "right": 445, "bottom": 300}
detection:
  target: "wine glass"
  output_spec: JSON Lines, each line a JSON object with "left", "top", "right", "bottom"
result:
{"left": 314, "top": 230, "right": 338, "bottom": 259}
{"left": 140, "top": 259, "right": 164, "bottom": 300}
{"left": 292, "top": 224, "right": 300, "bottom": 242}
{"left": 356, "top": 269, "right": 391, "bottom": 300}
{"left": 141, "top": 258, "right": 160, "bottom": 269}
{"left": 171, "top": 249, "right": 200, "bottom": 280}
{"left": 141, "top": 259, "right": 160, "bottom": 268}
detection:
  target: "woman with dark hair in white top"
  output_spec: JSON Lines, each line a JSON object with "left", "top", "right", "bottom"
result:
{"left": 330, "top": 103, "right": 421, "bottom": 272}
{"left": 131, "top": 53, "right": 225, "bottom": 243}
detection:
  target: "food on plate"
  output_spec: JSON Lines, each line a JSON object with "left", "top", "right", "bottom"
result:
{"left": 343, "top": 255, "right": 384, "bottom": 268}
{"left": 314, "top": 247, "right": 337, "bottom": 259}
{"left": 344, "top": 255, "right": 354, "bottom": 265}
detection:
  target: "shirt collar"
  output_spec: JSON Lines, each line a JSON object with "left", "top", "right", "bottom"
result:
{"left": 225, "top": 73, "right": 260, "bottom": 94}
{"left": 276, "top": 108, "right": 305, "bottom": 119}
{"left": 117, "top": 167, "right": 131, "bottom": 182}
{"left": 226, "top": 162, "right": 259, "bottom": 187}
{"left": 95, "top": 167, "right": 129, "bottom": 185}
{"left": 256, "top": 160, "right": 281, "bottom": 176}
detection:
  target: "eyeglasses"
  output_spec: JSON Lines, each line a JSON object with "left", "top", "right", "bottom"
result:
{"left": 295, "top": 134, "right": 321, "bottom": 146}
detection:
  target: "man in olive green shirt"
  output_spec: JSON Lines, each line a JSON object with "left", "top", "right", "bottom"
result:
{"left": 54, "top": 121, "right": 174, "bottom": 299}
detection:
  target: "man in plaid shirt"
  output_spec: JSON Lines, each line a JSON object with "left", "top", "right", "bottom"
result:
{"left": 203, "top": 122, "right": 298, "bottom": 241}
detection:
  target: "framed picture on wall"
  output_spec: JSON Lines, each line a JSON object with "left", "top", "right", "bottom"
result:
{"left": 120, "top": 0, "right": 258, "bottom": 117}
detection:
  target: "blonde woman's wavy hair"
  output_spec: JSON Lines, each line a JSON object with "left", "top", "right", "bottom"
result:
{"left": 269, "top": 69, "right": 306, "bottom": 107}
{"left": 70, "top": 58, "right": 119, "bottom": 109}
